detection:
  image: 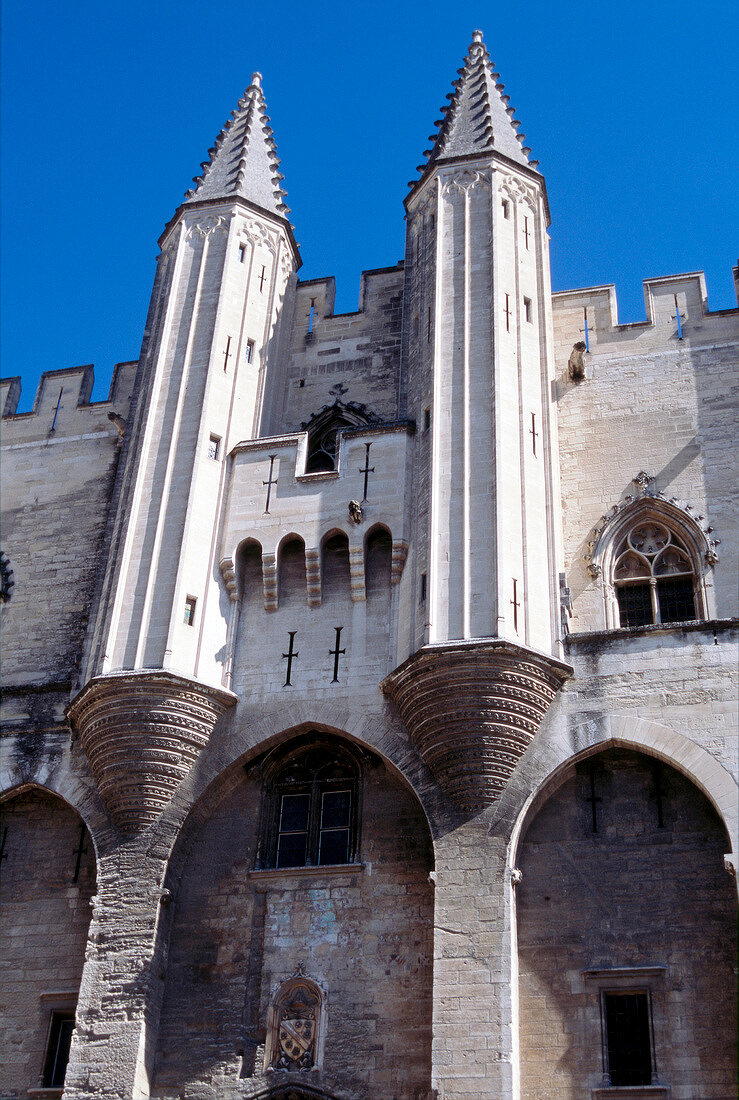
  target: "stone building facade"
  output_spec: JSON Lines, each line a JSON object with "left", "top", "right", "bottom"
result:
{"left": 1, "top": 30, "right": 737, "bottom": 1100}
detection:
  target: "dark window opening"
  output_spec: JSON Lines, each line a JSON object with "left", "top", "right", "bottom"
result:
{"left": 420, "top": 572, "right": 427, "bottom": 603}
{"left": 658, "top": 576, "right": 695, "bottom": 623}
{"left": 245, "top": 339, "right": 255, "bottom": 364}
{"left": 604, "top": 992, "right": 652, "bottom": 1087}
{"left": 524, "top": 296, "right": 532, "bottom": 323}
{"left": 184, "top": 596, "right": 197, "bottom": 626}
{"left": 43, "top": 1011, "right": 75, "bottom": 1088}
{"left": 423, "top": 407, "right": 431, "bottom": 432}
{"left": 261, "top": 739, "right": 361, "bottom": 869}
{"left": 238, "top": 242, "right": 247, "bottom": 263}
{"left": 303, "top": 400, "right": 381, "bottom": 473}
{"left": 616, "top": 583, "right": 652, "bottom": 628}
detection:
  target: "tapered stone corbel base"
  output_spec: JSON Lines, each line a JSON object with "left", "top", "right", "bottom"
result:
{"left": 382, "top": 640, "right": 572, "bottom": 811}
{"left": 66, "top": 670, "right": 237, "bottom": 831}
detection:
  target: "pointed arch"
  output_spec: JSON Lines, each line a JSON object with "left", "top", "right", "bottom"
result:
{"left": 508, "top": 717, "right": 738, "bottom": 873}
{"left": 587, "top": 497, "right": 718, "bottom": 627}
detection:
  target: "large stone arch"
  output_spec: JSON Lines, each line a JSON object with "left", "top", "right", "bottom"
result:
{"left": 150, "top": 697, "right": 451, "bottom": 862}
{"left": 0, "top": 782, "right": 98, "bottom": 1095}
{"left": 151, "top": 721, "right": 436, "bottom": 1100}
{"left": 512, "top": 741, "right": 737, "bottom": 1099}
{"left": 506, "top": 714, "right": 738, "bottom": 872}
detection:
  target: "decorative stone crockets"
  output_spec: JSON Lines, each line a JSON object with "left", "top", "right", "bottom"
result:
{"left": 66, "top": 670, "right": 236, "bottom": 831}
{"left": 382, "top": 641, "right": 571, "bottom": 811}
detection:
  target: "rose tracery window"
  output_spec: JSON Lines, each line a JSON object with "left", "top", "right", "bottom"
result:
{"left": 613, "top": 520, "right": 697, "bottom": 628}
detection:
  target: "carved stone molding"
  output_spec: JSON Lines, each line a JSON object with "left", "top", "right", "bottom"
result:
{"left": 219, "top": 557, "right": 238, "bottom": 601}
{"left": 584, "top": 476, "right": 720, "bottom": 575}
{"left": 66, "top": 671, "right": 236, "bottom": 832}
{"left": 185, "top": 214, "right": 228, "bottom": 240}
{"left": 391, "top": 540, "right": 409, "bottom": 586}
{"left": 382, "top": 641, "right": 571, "bottom": 811}
{"left": 442, "top": 169, "right": 491, "bottom": 196}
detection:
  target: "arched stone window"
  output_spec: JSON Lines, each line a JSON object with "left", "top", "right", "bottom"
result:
{"left": 301, "top": 400, "right": 380, "bottom": 473}
{"left": 258, "top": 737, "right": 362, "bottom": 869}
{"left": 587, "top": 500, "right": 715, "bottom": 630}
{"left": 265, "top": 977, "right": 324, "bottom": 1073}
{"left": 612, "top": 519, "right": 697, "bottom": 628}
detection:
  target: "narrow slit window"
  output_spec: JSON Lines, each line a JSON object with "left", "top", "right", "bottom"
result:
{"left": 420, "top": 572, "right": 427, "bottom": 602}
{"left": 423, "top": 407, "right": 431, "bottom": 432}
{"left": 207, "top": 433, "right": 220, "bottom": 460}
{"left": 238, "top": 242, "right": 247, "bottom": 263}
{"left": 42, "top": 1011, "right": 75, "bottom": 1088}
{"left": 184, "top": 596, "right": 197, "bottom": 626}
{"left": 502, "top": 199, "right": 510, "bottom": 219}
{"left": 245, "top": 339, "right": 255, "bottom": 364}
{"left": 298, "top": 378, "right": 305, "bottom": 388}
{"left": 524, "top": 297, "right": 532, "bottom": 323}
{"left": 427, "top": 306, "right": 432, "bottom": 343}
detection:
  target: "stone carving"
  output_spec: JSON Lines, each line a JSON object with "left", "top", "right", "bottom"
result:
{"left": 0, "top": 550, "right": 14, "bottom": 603}
{"left": 568, "top": 341, "right": 587, "bottom": 382}
{"left": 262, "top": 552, "right": 278, "bottom": 611}
{"left": 382, "top": 641, "right": 571, "bottom": 811}
{"left": 266, "top": 978, "right": 322, "bottom": 1073}
{"left": 65, "top": 671, "right": 236, "bottom": 831}
{"left": 443, "top": 169, "right": 491, "bottom": 196}
{"left": 219, "top": 557, "right": 238, "bottom": 601}
{"left": 391, "top": 540, "right": 409, "bottom": 586}
{"left": 106, "top": 411, "right": 127, "bottom": 438}
{"left": 348, "top": 500, "right": 363, "bottom": 524}
{"left": 186, "top": 214, "right": 228, "bottom": 240}
{"left": 584, "top": 480, "right": 720, "bottom": 576}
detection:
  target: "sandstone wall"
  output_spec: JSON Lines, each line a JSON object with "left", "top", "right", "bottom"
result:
{"left": 517, "top": 748, "right": 737, "bottom": 1100}
{"left": 0, "top": 787, "right": 96, "bottom": 1096}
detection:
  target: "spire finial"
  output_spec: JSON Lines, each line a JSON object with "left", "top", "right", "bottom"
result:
{"left": 471, "top": 29, "right": 484, "bottom": 43}
{"left": 185, "top": 72, "right": 290, "bottom": 216}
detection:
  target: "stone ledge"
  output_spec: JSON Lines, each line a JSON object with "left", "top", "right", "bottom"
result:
{"left": 249, "top": 863, "right": 365, "bottom": 881}
{"left": 567, "top": 618, "right": 737, "bottom": 647}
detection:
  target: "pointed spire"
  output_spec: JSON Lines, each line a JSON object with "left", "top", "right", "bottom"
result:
{"left": 409, "top": 31, "right": 533, "bottom": 190}
{"left": 185, "top": 72, "right": 290, "bottom": 217}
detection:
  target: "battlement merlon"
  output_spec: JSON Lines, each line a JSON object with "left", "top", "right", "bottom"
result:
{"left": 0, "top": 362, "right": 138, "bottom": 435}
{"left": 552, "top": 268, "right": 739, "bottom": 354}
{"left": 294, "top": 264, "right": 405, "bottom": 331}
{"left": 220, "top": 421, "right": 414, "bottom": 568}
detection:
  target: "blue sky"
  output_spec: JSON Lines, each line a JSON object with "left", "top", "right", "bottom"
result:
{"left": 2, "top": 0, "right": 737, "bottom": 407}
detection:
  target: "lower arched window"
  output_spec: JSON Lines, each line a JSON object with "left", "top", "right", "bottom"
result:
{"left": 613, "top": 520, "right": 696, "bottom": 628}
{"left": 259, "top": 738, "right": 361, "bottom": 869}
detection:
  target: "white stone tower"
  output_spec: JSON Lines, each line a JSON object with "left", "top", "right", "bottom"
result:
{"left": 69, "top": 74, "right": 300, "bottom": 831}
{"left": 385, "top": 32, "right": 571, "bottom": 810}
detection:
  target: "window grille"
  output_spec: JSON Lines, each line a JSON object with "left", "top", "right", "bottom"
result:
{"left": 260, "top": 739, "right": 361, "bottom": 869}
{"left": 613, "top": 520, "right": 696, "bottom": 627}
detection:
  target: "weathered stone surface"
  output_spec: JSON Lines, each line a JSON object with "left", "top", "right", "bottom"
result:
{"left": 66, "top": 671, "right": 236, "bottom": 831}
{"left": 382, "top": 641, "right": 572, "bottom": 810}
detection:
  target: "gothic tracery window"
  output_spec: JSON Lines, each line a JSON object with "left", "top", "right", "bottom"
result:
{"left": 613, "top": 519, "right": 697, "bottom": 628}
{"left": 259, "top": 738, "right": 361, "bottom": 869}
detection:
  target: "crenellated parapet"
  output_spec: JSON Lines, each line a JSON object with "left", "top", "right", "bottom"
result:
{"left": 382, "top": 641, "right": 571, "bottom": 811}
{"left": 0, "top": 362, "right": 138, "bottom": 437}
{"left": 66, "top": 670, "right": 236, "bottom": 832}
{"left": 552, "top": 269, "right": 739, "bottom": 369}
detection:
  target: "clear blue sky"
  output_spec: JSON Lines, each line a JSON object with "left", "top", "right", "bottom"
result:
{"left": 2, "top": 0, "right": 737, "bottom": 408}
